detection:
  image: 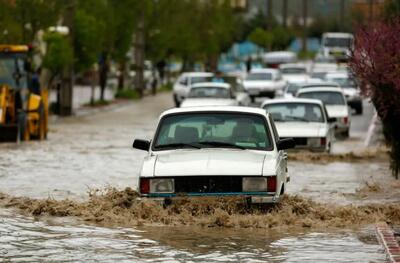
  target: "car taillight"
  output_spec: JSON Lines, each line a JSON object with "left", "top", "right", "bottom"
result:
{"left": 140, "top": 178, "right": 150, "bottom": 194}
{"left": 320, "top": 137, "right": 326, "bottom": 146}
{"left": 343, "top": 117, "right": 348, "bottom": 124}
{"left": 267, "top": 176, "right": 277, "bottom": 192}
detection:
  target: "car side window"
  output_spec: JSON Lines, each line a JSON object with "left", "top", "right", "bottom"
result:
{"left": 268, "top": 115, "right": 280, "bottom": 143}
{"left": 179, "top": 77, "right": 188, "bottom": 86}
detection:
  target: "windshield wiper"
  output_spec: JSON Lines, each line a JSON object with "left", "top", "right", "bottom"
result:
{"left": 197, "top": 141, "right": 246, "bottom": 150}
{"left": 286, "top": 116, "right": 310, "bottom": 122}
{"left": 155, "top": 143, "right": 201, "bottom": 149}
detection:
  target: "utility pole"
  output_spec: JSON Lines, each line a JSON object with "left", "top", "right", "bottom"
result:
{"left": 267, "top": 0, "right": 273, "bottom": 30}
{"left": 60, "top": 0, "right": 75, "bottom": 116}
{"left": 282, "top": 0, "right": 288, "bottom": 28}
{"left": 134, "top": 12, "right": 145, "bottom": 98}
{"left": 301, "top": 0, "right": 308, "bottom": 53}
{"left": 340, "top": 0, "right": 345, "bottom": 31}
{"left": 369, "top": 0, "right": 374, "bottom": 22}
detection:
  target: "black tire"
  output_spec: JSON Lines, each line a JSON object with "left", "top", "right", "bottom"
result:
{"left": 280, "top": 183, "right": 285, "bottom": 195}
{"left": 17, "top": 112, "right": 28, "bottom": 141}
{"left": 250, "top": 96, "right": 255, "bottom": 103}
{"left": 355, "top": 105, "right": 363, "bottom": 115}
{"left": 342, "top": 129, "right": 350, "bottom": 138}
{"left": 173, "top": 94, "right": 180, "bottom": 107}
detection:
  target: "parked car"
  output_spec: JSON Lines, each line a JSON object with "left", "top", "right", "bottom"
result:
{"left": 180, "top": 83, "right": 238, "bottom": 107}
{"left": 279, "top": 63, "right": 309, "bottom": 83}
{"left": 132, "top": 106, "right": 295, "bottom": 204}
{"left": 297, "top": 87, "right": 350, "bottom": 137}
{"left": 324, "top": 72, "right": 363, "bottom": 114}
{"left": 243, "top": 68, "right": 286, "bottom": 102}
{"left": 173, "top": 72, "right": 214, "bottom": 107}
{"left": 262, "top": 98, "right": 335, "bottom": 152}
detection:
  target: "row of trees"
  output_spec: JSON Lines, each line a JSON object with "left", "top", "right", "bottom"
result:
{"left": 0, "top": 0, "right": 240, "bottom": 100}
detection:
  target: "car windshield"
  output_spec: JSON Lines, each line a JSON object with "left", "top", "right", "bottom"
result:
{"left": 264, "top": 103, "right": 324, "bottom": 123}
{"left": 188, "top": 87, "right": 230, "bottom": 99}
{"left": 326, "top": 77, "right": 356, "bottom": 87}
{"left": 286, "top": 83, "right": 302, "bottom": 95}
{"left": 246, "top": 72, "right": 272, "bottom": 81}
{"left": 191, "top": 76, "right": 211, "bottom": 84}
{"left": 324, "top": 37, "right": 352, "bottom": 48}
{"left": 298, "top": 91, "right": 345, "bottom": 105}
{"left": 0, "top": 58, "right": 17, "bottom": 87}
{"left": 311, "top": 72, "right": 327, "bottom": 80}
{"left": 154, "top": 113, "right": 272, "bottom": 151}
{"left": 281, "top": 67, "right": 306, "bottom": 74}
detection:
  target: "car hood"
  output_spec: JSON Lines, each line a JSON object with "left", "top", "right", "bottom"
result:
{"left": 282, "top": 74, "right": 309, "bottom": 83}
{"left": 151, "top": 149, "right": 275, "bottom": 176}
{"left": 243, "top": 80, "right": 276, "bottom": 88}
{"left": 180, "top": 98, "right": 237, "bottom": 107}
{"left": 342, "top": 88, "right": 359, "bottom": 98}
{"left": 325, "top": 105, "right": 349, "bottom": 118}
{"left": 275, "top": 122, "right": 328, "bottom": 138}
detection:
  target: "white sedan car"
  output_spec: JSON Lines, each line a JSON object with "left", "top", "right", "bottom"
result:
{"left": 297, "top": 87, "right": 351, "bottom": 137}
{"left": 173, "top": 72, "right": 214, "bottom": 107}
{"left": 180, "top": 83, "right": 238, "bottom": 107}
{"left": 243, "top": 68, "right": 286, "bottom": 102}
{"left": 262, "top": 98, "right": 335, "bottom": 152}
{"left": 279, "top": 63, "right": 309, "bottom": 83}
{"left": 324, "top": 72, "right": 363, "bottom": 114}
{"left": 132, "top": 106, "right": 295, "bottom": 204}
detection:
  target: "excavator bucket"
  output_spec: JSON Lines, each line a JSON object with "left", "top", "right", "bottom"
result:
{"left": 0, "top": 124, "right": 18, "bottom": 142}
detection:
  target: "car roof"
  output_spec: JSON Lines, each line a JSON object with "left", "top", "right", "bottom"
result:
{"left": 249, "top": 68, "right": 278, "bottom": 74}
{"left": 279, "top": 63, "right": 307, "bottom": 69}
{"left": 297, "top": 87, "right": 344, "bottom": 94}
{"left": 323, "top": 32, "right": 354, "bottom": 38}
{"left": 325, "top": 72, "right": 349, "bottom": 78}
{"left": 190, "top": 82, "right": 231, "bottom": 89}
{"left": 261, "top": 98, "right": 324, "bottom": 108}
{"left": 299, "top": 82, "right": 339, "bottom": 88}
{"left": 182, "top": 72, "right": 214, "bottom": 77}
{"left": 160, "top": 106, "right": 268, "bottom": 118}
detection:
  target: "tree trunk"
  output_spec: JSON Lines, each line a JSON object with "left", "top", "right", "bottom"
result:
{"left": 134, "top": 14, "right": 145, "bottom": 98}
{"left": 301, "top": 0, "right": 308, "bottom": 53}
{"left": 118, "top": 60, "right": 126, "bottom": 91}
{"left": 282, "top": 0, "right": 288, "bottom": 28}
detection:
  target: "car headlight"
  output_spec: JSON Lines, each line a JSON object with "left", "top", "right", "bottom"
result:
{"left": 150, "top": 179, "right": 175, "bottom": 193}
{"left": 242, "top": 177, "right": 267, "bottom": 192}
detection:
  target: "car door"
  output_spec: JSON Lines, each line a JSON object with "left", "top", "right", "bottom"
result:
{"left": 174, "top": 76, "right": 188, "bottom": 99}
{"left": 268, "top": 115, "right": 287, "bottom": 193}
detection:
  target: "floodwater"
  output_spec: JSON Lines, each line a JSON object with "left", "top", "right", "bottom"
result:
{"left": 0, "top": 94, "right": 394, "bottom": 261}
{"left": 0, "top": 208, "right": 386, "bottom": 262}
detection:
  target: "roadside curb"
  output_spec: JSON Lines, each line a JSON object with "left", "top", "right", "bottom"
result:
{"left": 376, "top": 222, "right": 400, "bottom": 263}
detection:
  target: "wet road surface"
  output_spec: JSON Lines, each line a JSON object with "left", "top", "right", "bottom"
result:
{"left": 0, "top": 92, "right": 392, "bottom": 262}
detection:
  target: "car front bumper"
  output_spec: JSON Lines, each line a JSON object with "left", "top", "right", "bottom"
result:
{"left": 140, "top": 192, "right": 280, "bottom": 204}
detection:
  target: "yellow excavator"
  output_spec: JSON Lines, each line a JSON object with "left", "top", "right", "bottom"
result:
{"left": 0, "top": 45, "right": 48, "bottom": 142}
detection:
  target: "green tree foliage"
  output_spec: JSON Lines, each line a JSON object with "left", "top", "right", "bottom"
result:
{"left": 42, "top": 32, "right": 73, "bottom": 74}
{"left": 248, "top": 27, "right": 273, "bottom": 48}
{"left": 383, "top": 0, "right": 400, "bottom": 22}
{"left": 73, "top": 9, "right": 104, "bottom": 72}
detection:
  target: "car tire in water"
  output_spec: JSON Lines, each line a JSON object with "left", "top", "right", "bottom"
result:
{"left": 173, "top": 94, "right": 180, "bottom": 107}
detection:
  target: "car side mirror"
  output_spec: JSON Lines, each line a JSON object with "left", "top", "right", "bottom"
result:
{"left": 328, "top": 117, "right": 337, "bottom": 123}
{"left": 132, "top": 139, "right": 150, "bottom": 151}
{"left": 277, "top": 138, "right": 295, "bottom": 151}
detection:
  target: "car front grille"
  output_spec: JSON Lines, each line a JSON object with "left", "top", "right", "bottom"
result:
{"left": 174, "top": 176, "right": 243, "bottom": 193}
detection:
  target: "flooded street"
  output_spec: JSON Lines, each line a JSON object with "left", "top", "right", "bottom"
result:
{"left": 0, "top": 93, "right": 396, "bottom": 262}
{"left": 0, "top": 208, "right": 386, "bottom": 262}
